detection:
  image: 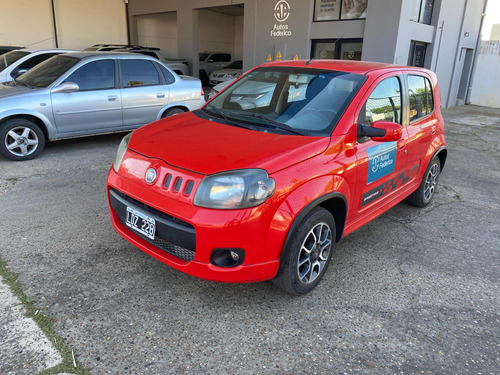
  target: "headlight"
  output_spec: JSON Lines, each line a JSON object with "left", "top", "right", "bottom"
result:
{"left": 194, "top": 169, "right": 275, "bottom": 209}
{"left": 113, "top": 132, "right": 132, "bottom": 172}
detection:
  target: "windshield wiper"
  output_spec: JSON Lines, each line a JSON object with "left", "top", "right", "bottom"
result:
{"left": 204, "top": 107, "right": 254, "bottom": 131}
{"left": 14, "top": 79, "right": 33, "bottom": 89}
{"left": 228, "top": 111, "right": 306, "bottom": 136}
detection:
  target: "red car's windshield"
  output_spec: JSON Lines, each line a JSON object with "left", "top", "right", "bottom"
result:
{"left": 203, "top": 66, "right": 366, "bottom": 136}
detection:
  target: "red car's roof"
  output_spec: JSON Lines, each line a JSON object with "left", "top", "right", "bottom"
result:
{"left": 260, "top": 59, "right": 418, "bottom": 75}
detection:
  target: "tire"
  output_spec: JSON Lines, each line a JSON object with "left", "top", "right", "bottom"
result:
{"left": 0, "top": 118, "right": 45, "bottom": 161}
{"left": 273, "top": 207, "right": 336, "bottom": 295}
{"left": 406, "top": 156, "right": 441, "bottom": 207}
{"left": 161, "top": 107, "right": 185, "bottom": 118}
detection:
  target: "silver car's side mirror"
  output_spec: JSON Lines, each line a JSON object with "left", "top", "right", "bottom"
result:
{"left": 52, "top": 82, "right": 79, "bottom": 94}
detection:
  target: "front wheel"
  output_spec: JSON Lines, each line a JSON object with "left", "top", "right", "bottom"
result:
{"left": 406, "top": 156, "right": 441, "bottom": 207}
{"left": 273, "top": 207, "right": 336, "bottom": 295}
{"left": 0, "top": 119, "right": 45, "bottom": 161}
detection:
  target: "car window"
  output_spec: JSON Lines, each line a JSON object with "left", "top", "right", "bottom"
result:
{"left": 63, "top": 60, "right": 115, "bottom": 91}
{"left": 205, "top": 67, "right": 366, "bottom": 136}
{"left": 408, "top": 75, "right": 433, "bottom": 121}
{"left": 18, "top": 55, "right": 80, "bottom": 88}
{"left": 121, "top": 59, "right": 160, "bottom": 87}
{"left": 16, "top": 53, "right": 58, "bottom": 72}
{"left": 212, "top": 54, "right": 231, "bottom": 62}
{"left": 362, "top": 77, "right": 402, "bottom": 126}
{"left": 158, "top": 64, "right": 175, "bottom": 84}
{"left": 0, "top": 51, "right": 30, "bottom": 72}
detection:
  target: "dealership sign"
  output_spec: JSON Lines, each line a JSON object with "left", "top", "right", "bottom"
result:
{"left": 271, "top": 0, "right": 292, "bottom": 37}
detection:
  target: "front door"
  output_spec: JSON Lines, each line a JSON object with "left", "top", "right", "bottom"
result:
{"left": 51, "top": 59, "right": 122, "bottom": 136}
{"left": 351, "top": 74, "right": 412, "bottom": 221}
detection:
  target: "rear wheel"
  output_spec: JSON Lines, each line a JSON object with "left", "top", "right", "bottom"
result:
{"left": 407, "top": 156, "right": 441, "bottom": 207}
{"left": 161, "top": 107, "right": 185, "bottom": 118}
{"left": 0, "top": 119, "right": 45, "bottom": 161}
{"left": 273, "top": 207, "right": 335, "bottom": 295}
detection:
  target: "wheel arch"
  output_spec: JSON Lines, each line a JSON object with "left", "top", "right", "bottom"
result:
{"left": 0, "top": 113, "right": 51, "bottom": 140}
{"left": 157, "top": 104, "right": 189, "bottom": 120}
{"left": 435, "top": 146, "right": 447, "bottom": 172}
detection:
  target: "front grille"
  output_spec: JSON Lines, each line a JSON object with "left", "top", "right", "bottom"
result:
{"left": 117, "top": 215, "right": 195, "bottom": 261}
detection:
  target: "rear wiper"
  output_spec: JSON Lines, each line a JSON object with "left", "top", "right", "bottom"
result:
{"left": 204, "top": 107, "right": 254, "bottom": 131}
{"left": 228, "top": 111, "right": 306, "bottom": 136}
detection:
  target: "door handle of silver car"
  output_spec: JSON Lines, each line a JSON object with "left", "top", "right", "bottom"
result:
{"left": 157, "top": 93, "right": 165, "bottom": 98}
{"left": 108, "top": 95, "right": 118, "bottom": 101}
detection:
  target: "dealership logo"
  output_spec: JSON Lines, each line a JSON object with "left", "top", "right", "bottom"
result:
{"left": 274, "top": 0, "right": 290, "bottom": 22}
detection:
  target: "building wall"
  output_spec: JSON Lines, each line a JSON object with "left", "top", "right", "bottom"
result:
{"left": 54, "top": 0, "right": 127, "bottom": 50}
{"left": 198, "top": 9, "right": 235, "bottom": 55}
{"left": 0, "top": 0, "right": 55, "bottom": 48}
{"left": 137, "top": 12, "right": 178, "bottom": 58}
{"left": 469, "top": 41, "right": 500, "bottom": 108}
{"left": 0, "top": 0, "right": 127, "bottom": 50}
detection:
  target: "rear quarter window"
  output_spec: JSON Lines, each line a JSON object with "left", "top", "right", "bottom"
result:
{"left": 408, "top": 75, "right": 434, "bottom": 121}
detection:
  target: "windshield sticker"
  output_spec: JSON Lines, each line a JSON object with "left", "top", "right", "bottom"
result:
{"left": 366, "top": 142, "right": 397, "bottom": 184}
{"left": 362, "top": 164, "right": 419, "bottom": 206}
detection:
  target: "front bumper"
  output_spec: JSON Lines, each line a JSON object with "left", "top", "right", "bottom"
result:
{"left": 107, "top": 157, "right": 291, "bottom": 283}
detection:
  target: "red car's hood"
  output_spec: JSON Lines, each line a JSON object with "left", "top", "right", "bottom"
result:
{"left": 128, "top": 111, "right": 330, "bottom": 175}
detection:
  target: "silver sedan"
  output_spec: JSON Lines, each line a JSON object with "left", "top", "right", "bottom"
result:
{"left": 0, "top": 52, "right": 205, "bottom": 160}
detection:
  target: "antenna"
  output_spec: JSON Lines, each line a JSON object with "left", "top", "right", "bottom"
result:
{"left": 306, "top": 36, "right": 343, "bottom": 65}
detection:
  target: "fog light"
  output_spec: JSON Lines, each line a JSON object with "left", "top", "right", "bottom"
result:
{"left": 210, "top": 248, "right": 245, "bottom": 268}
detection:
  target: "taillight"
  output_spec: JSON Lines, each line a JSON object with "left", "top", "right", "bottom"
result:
{"left": 201, "top": 87, "right": 204, "bottom": 97}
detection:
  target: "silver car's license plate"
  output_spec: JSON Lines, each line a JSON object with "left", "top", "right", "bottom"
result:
{"left": 126, "top": 207, "right": 156, "bottom": 239}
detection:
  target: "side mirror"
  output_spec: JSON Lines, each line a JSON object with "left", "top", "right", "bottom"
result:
{"left": 52, "top": 82, "right": 79, "bottom": 94}
{"left": 12, "top": 69, "right": 28, "bottom": 79}
{"left": 358, "top": 121, "right": 402, "bottom": 142}
{"left": 208, "top": 59, "right": 214, "bottom": 63}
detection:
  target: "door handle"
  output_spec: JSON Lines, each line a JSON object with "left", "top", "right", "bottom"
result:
{"left": 431, "top": 125, "right": 437, "bottom": 134}
{"left": 397, "top": 140, "right": 406, "bottom": 150}
{"left": 108, "top": 95, "right": 118, "bottom": 101}
{"left": 157, "top": 93, "right": 165, "bottom": 98}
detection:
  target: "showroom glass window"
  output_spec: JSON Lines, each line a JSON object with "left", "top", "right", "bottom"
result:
{"left": 408, "top": 41, "right": 427, "bottom": 67}
{"left": 314, "top": 0, "right": 368, "bottom": 21}
{"left": 411, "top": 0, "right": 434, "bottom": 24}
{"left": 121, "top": 59, "right": 160, "bottom": 87}
{"left": 311, "top": 39, "right": 363, "bottom": 61}
{"left": 408, "top": 75, "right": 434, "bottom": 121}
{"left": 361, "top": 76, "right": 402, "bottom": 127}
{"left": 64, "top": 60, "right": 115, "bottom": 91}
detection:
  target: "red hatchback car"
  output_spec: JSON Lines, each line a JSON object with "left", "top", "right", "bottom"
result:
{"left": 107, "top": 60, "right": 446, "bottom": 295}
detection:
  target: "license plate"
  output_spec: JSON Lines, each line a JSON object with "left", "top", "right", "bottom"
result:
{"left": 126, "top": 207, "right": 156, "bottom": 239}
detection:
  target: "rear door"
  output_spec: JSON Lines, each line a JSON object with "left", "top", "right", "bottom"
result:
{"left": 351, "top": 73, "right": 411, "bottom": 219}
{"left": 119, "top": 59, "right": 168, "bottom": 128}
{"left": 51, "top": 59, "right": 123, "bottom": 135}
{"left": 403, "top": 73, "right": 438, "bottom": 176}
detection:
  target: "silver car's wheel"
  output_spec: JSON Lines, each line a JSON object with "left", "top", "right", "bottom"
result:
{"left": 0, "top": 119, "right": 45, "bottom": 161}
{"left": 5, "top": 126, "right": 39, "bottom": 157}
{"left": 297, "top": 222, "right": 332, "bottom": 285}
{"left": 273, "top": 207, "right": 336, "bottom": 295}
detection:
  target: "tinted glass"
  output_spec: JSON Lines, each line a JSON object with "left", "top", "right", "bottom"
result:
{"left": 17, "top": 53, "right": 58, "bottom": 71}
{"left": 212, "top": 54, "right": 231, "bottom": 62}
{"left": 204, "top": 67, "right": 366, "bottom": 136}
{"left": 408, "top": 75, "right": 428, "bottom": 121}
{"left": 64, "top": 60, "right": 115, "bottom": 91}
{"left": 158, "top": 64, "right": 175, "bottom": 84}
{"left": 121, "top": 59, "right": 160, "bottom": 87}
{"left": 363, "top": 77, "right": 402, "bottom": 126}
{"left": 17, "top": 55, "right": 80, "bottom": 88}
{"left": 0, "top": 51, "right": 30, "bottom": 72}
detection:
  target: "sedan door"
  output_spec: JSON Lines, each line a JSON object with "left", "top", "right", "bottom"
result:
{"left": 51, "top": 59, "right": 122, "bottom": 136}
{"left": 119, "top": 59, "right": 168, "bottom": 128}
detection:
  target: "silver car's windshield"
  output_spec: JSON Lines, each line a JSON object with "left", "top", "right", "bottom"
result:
{"left": 204, "top": 67, "right": 366, "bottom": 136}
{"left": 0, "top": 51, "right": 30, "bottom": 72}
{"left": 17, "top": 55, "right": 80, "bottom": 88}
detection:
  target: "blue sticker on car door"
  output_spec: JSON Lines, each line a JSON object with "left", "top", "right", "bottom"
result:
{"left": 366, "top": 142, "right": 397, "bottom": 184}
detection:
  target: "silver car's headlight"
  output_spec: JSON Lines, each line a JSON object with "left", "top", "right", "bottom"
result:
{"left": 113, "top": 133, "right": 132, "bottom": 172}
{"left": 194, "top": 169, "right": 275, "bottom": 209}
